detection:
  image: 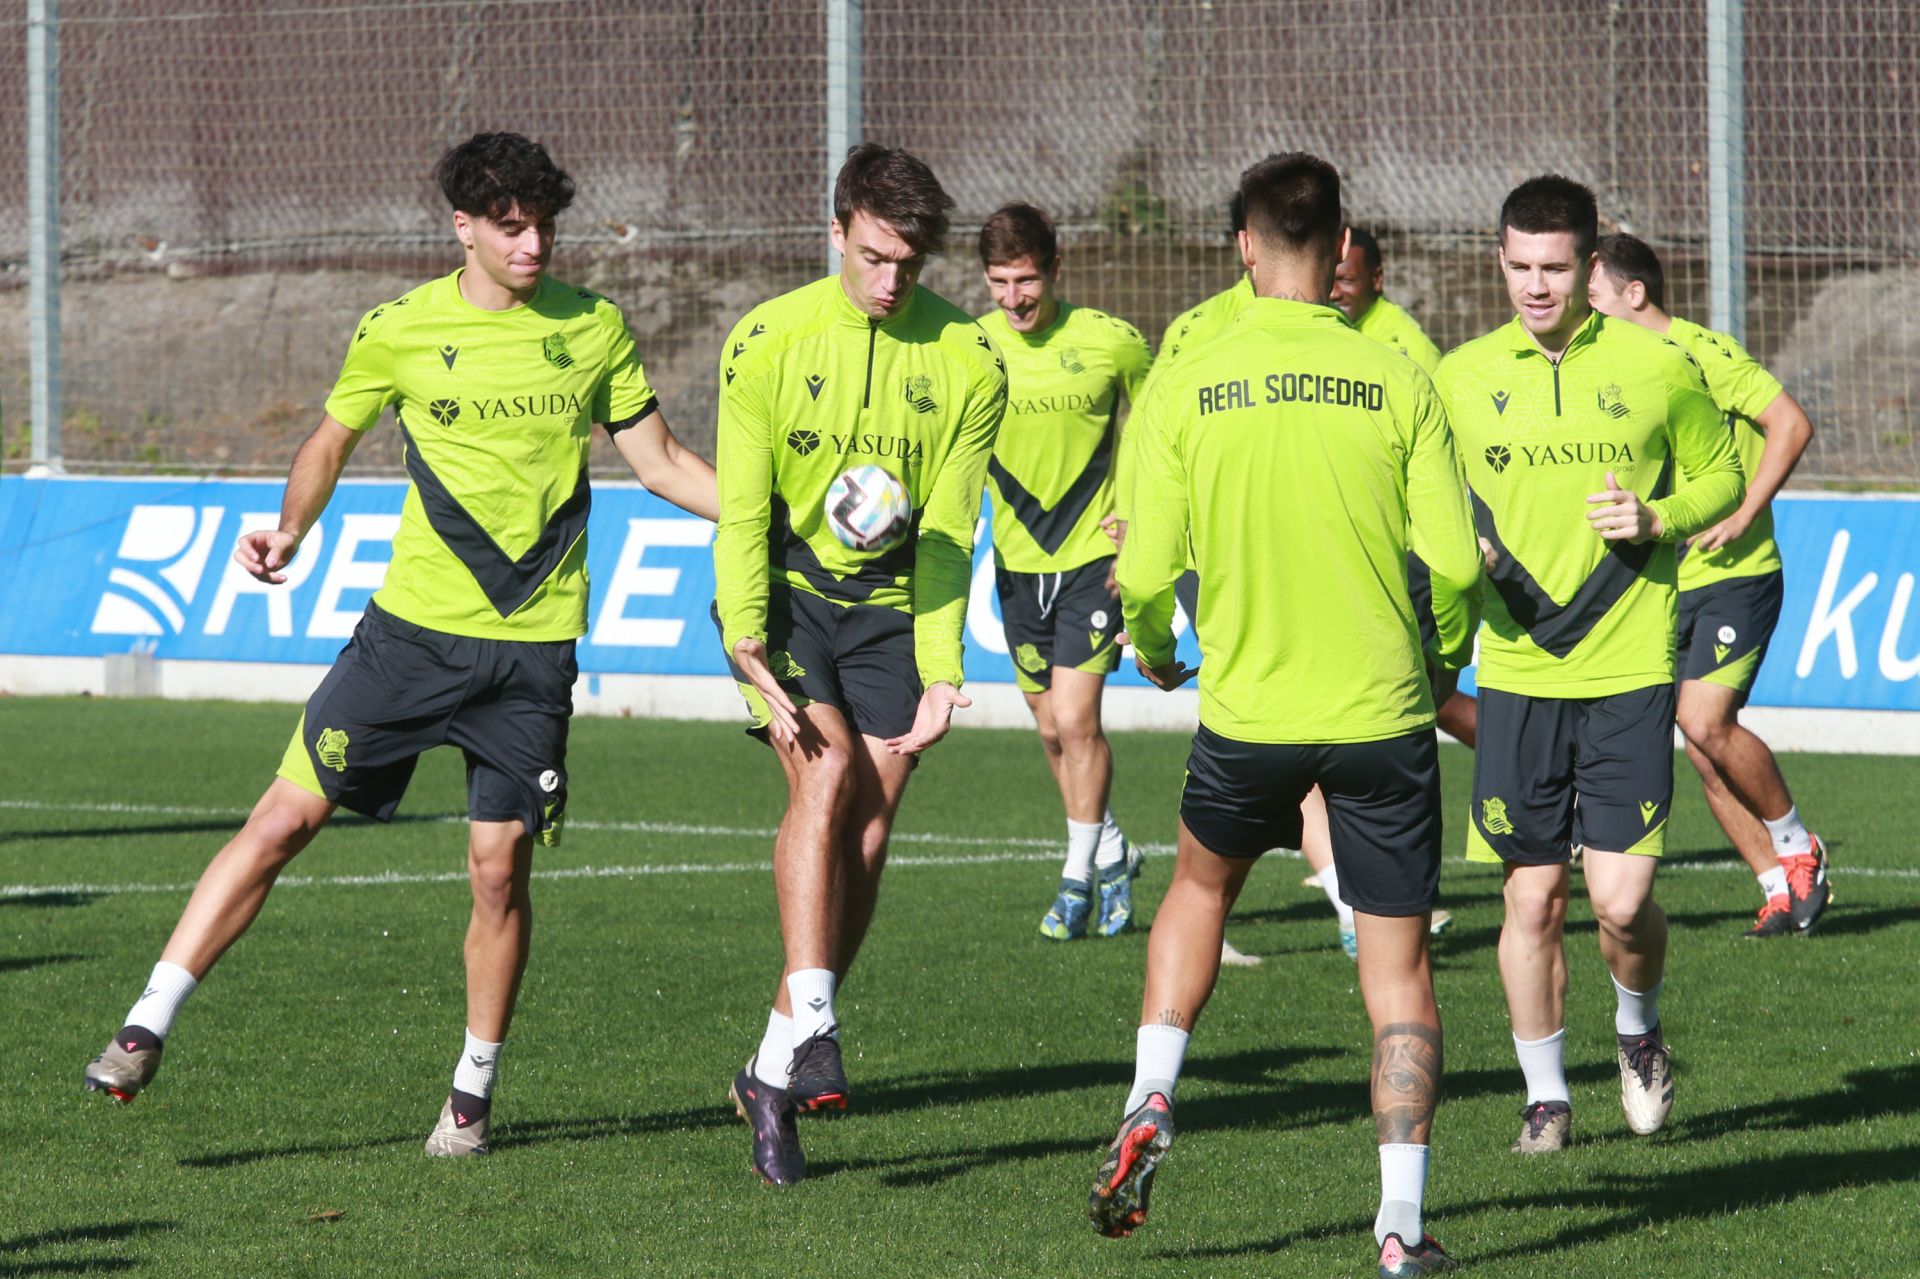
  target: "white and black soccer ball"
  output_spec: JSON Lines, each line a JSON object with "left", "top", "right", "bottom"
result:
{"left": 824, "top": 464, "right": 912, "bottom": 552}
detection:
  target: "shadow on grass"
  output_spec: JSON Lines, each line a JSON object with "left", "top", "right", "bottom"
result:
{"left": 0, "top": 954, "right": 85, "bottom": 975}
{"left": 0, "top": 893, "right": 100, "bottom": 910}
{"left": 0, "top": 822, "right": 237, "bottom": 846}
{"left": 812, "top": 1134, "right": 1090, "bottom": 1187}
{"left": 0, "top": 1219, "right": 173, "bottom": 1276}
{"left": 1802, "top": 902, "right": 1920, "bottom": 938}
{"left": 1675, "top": 1063, "right": 1920, "bottom": 1142}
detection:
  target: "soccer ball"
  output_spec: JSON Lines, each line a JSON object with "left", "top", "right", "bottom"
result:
{"left": 824, "top": 464, "right": 912, "bottom": 552}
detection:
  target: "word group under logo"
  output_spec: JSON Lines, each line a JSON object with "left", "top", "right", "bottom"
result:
{"left": 90, "top": 504, "right": 226, "bottom": 635}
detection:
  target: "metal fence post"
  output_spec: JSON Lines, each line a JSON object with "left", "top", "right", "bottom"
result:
{"left": 26, "top": 0, "right": 62, "bottom": 475}
{"left": 1707, "top": 0, "right": 1746, "bottom": 342}
{"left": 825, "top": 0, "right": 862, "bottom": 276}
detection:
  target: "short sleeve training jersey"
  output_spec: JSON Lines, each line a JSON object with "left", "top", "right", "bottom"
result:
{"left": 977, "top": 302, "right": 1151, "bottom": 573}
{"left": 712, "top": 275, "right": 1007, "bottom": 690}
{"left": 1119, "top": 298, "right": 1482, "bottom": 745}
{"left": 1355, "top": 297, "right": 1442, "bottom": 373}
{"left": 1435, "top": 311, "right": 1745, "bottom": 698}
{"left": 325, "top": 270, "right": 657, "bottom": 641}
{"left": 1664, "top": 317, "right": 1787, "bottom": 588}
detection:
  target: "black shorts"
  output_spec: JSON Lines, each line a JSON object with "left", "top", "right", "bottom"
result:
{"left": 1467, "top": 685, "right": 1675, "bottom": 865}
{"left": 714, "top": 586, "right": 921, "bottom": 741}
{"left": 995, "top": 558, "right": 1123, "bottom": 693}
{"left": 1676, "top": 570, "right": 1783, "bottom": 701}
{"left": 277, "top": 602, "right": 575, "bottom": 845}
{"left": 1179, "top": 724, "right": 1444, "bottom": 915}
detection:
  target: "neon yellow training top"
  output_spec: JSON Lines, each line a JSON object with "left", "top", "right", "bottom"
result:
{"left": 1120, "top": 298, "right": 1483, "bottom": 744}
{"left": 1354, "top": 296, "right": 1442, "bottom": 373}
{"left": 1664, "top": 317, "right": 1787, "bottom": 588}
{"left": 1435, "top": 310, "right": 1745, "bottom": 698}
{"left": 713, "top": 276, "right": 1007, "bottom": 690}
{"left": 324, "top": 270, "right": 658, "bottom": 641}
{"left": 977, "top": 302, "right": 1151, "bottom": 573}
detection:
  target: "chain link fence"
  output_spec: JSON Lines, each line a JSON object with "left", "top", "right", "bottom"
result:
{"left": 2, "top": 0, "right": 1915, "bottom": 484}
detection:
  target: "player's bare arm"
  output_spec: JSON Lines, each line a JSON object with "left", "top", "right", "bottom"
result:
{"left": 1690, "top": 389, "right": 1813, "bottom": 553}
{"left": 608, "top": 407, "right": 719, "bottom": 522}
{"left": 236, "top": 415, "right": 361, "bottom": 583}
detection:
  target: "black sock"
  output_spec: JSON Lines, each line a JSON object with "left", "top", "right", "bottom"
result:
{"left": 115, "top": 1024, "right": 162, "bottom": 1052}
{"left": 448, "top": 1088, "right": 491, "bottom": 1128}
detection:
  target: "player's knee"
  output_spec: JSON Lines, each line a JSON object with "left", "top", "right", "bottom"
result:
{"left": 246, "top": 793, "right": 329, "bottom": 858}
{"left": 1676, "top": 702, "right": 1732, "bottom": 755}
{"left": 1502, "top": 880, "right": 1567, "bottom": 939}
{"left": 1034, "top": 721, "right": 1064, "bottom": 757}
{"left": 1588, "top": 886, "right": 1650, "bottom": 938}
{"left": 1051, "top": 703, "right": 1102, "bottom": 751}
{"left": 792, "top": 748, "right": 856, "bottom": 816}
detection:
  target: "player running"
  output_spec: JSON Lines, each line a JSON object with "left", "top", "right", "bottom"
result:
{"left": 712, "top": 143, "right": 1005, "bottom": 1185}
{"left": 1588, "top": 233, "right": 1829, "bottom": 938}
{"left": 1436, "top": 176, "right": 1743, "bottom": 1154}
{"left": 81, "top": 133, "right": 719, "bottom": 1156}
{"left": 976, "top": 202, "right": 1152, "bottom": 940}
{"left": 1089, "top": 153, "right": 1482, "bottom": 1278}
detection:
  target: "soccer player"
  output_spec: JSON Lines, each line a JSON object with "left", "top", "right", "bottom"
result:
{"left": 1089, "top": 153, "right": 1482, "bottom": 1278}
{"left": 81, "top": 133, "right": 720, "bottom": 1157}
{"left": 1435, "top": 176, "right": 1743, "bottom": 1154}
{"left": 712, "top": 143, "right": 1006, "bottom": 1185}
{"left": 1589, "top": 233, "right": 1828, "bottom": 937}
{"left": 976, "top": 202, "right": 1152, "bottom": 940}
{"left": 1331, "top": 226, "right": 1444, "bottom": 373}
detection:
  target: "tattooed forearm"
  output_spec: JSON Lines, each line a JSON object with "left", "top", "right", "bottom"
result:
{"left": 1371, "top": 1020, "right": 1443, "bottom": 1145}
{"left": 1153, "top": 1008, "right": 1190, "bottom": 1030}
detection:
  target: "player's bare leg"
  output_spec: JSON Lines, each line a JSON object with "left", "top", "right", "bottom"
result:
{"left": 1033, "top": 667, "right": 1134, "bottom": 939}
{"left": 1092, "top": 823, "right": 1255, "bottom": 1237}
{"left": 833, "top": 733, "right": 915, "bottom": 977}
{"left": 1355, "top": 910, "right": 1446, "bottom": 1259}
{"left": 1583, "top": 849, "right": 1674, "bottom": 1134}
{"left": 1298, "top": 788, "right": 1360, "bottom": 957}
{"left": 463, "top": 819, "right": 535, "bottom": 1043}
{"left": 1436, "top": 692, "right": 1477, "bottom": 748}
{"left": 1499, "top": 860, "right": 1573, "bottom": 1151}
{"left": 1677, "top": 679, "right": 1828, "bottom": 935}
{"left": 424, "top": 817, "right": 533, "bottom": 1156}
{"left": 86, "top": 778, "right": 335, "bottom": 1102}
{"left": 159, "top": 778, "right": 338, "bottom": 977}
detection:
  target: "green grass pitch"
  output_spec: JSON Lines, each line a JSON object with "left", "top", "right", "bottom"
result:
{"left": 1, "top": 696, "right": 1913, "bottom": 1276}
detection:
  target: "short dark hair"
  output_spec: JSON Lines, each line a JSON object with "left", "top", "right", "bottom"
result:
{"left": 833, "top": 143, "right": 954, "bottom": 255}
{"left": 978, "top": 202, "right": 1058, "bottom": 271}
{"left": 1228, "top": 189, "right": 1246, "bottom": 235}
{"left": 1499, "top": 174, "right": 1598, "bottom": 259}
{"left": 1237, "top": 152, "right": 1343, "bottom": 256}
{"left": 1347, "top": 226, "right": 1381, "bottom": 271}
{"left": 1595, "top": 232, "right": 1668, "bottom": 312}
{"left": 435, "top": 132, "right": 575, "bottom": 222}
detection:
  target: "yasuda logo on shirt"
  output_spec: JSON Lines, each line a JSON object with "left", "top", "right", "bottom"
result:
{"left": 1484, "top": 445, "right": 1513, "bottom": 474}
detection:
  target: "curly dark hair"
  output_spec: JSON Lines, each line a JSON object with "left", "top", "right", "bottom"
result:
{"left": 435, "top": 132, "right": 575, "bottom": 222}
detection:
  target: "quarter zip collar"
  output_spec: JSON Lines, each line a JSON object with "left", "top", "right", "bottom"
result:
{"left": 832, "top": 275, "right": 914, "bottom": 330}
{"left": 1504, "top": 307, "right": 1603, "bottom": 364}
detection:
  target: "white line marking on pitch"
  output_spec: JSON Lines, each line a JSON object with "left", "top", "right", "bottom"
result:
{"left": 3, "top": 799, "right": 1914, "bottom": 899}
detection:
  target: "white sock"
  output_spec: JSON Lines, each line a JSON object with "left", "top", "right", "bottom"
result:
{"left": 787, "top": 969, "right": 837, "bottom": 1043}
{"left": 1124, "top": 1024, "right": 1190, "bottom": 1115}
{"left": 125, "top": 960, "right": 198, "bottom": 1040}
{"left": 1612, "top": 975, "right": 1661, "bottom": 1036}
{"left": 1763, "top": 806, "right": 1813, "bottom": 857}
{"left": 1318, "top": 862, "right": 1357, "bottom": 929}
{"left": 753, "top": 1009, "right": 793, "bottom": 1087}
{"left": 1757, "top": 865, "right": 1789, "bottom": 901}
{"left": 1064, "top": 819, "right": 1102, "bottom": 882}
{"left": 1375, "top": 1143, "right": 1429, "bottom": 1245}
{"left": 1514, "top": 1029, "right": 1570, "bottom": 1105}
{"left": 1094, "top": 808, "right": 1127, "bottom": 869}
{"left": 451, "top": 1029, "right": 503, "bottom": 1099}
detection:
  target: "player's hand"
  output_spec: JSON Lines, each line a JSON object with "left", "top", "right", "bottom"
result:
{"left": 885, "top": 681, "right": 970, "bottom": 755}
{"left": 732, "top": 638, "right": 802, "bottom": 744}
{"left": 1478, "top": 536, "right": 1499, "bottom": 571}
{"left": 1103, "top": 560, "right": 1120, "bottom": 598}
{"left": 235, "top": 530, "right": 301, "bottom": 584}
{"left": 1687, "top": 508, "right": 1754, "bottom": 553}
{"left": 1586, "top": 471, "right": 1663, "bottom": 543}
{"left": 1135, "top": 652, "right": 1197, "bottom": 691}
{"left": 1099, "top": 515, "right": 1127, "bottom": 550}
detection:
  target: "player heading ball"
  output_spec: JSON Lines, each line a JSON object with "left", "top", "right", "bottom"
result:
{"left": 711, "top": 143, "right": 1006, "bottom": 1185}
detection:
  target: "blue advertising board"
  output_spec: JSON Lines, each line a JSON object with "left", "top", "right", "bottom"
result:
{"left": 1, "top": 476, "right": 1915, "bottom": 711}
